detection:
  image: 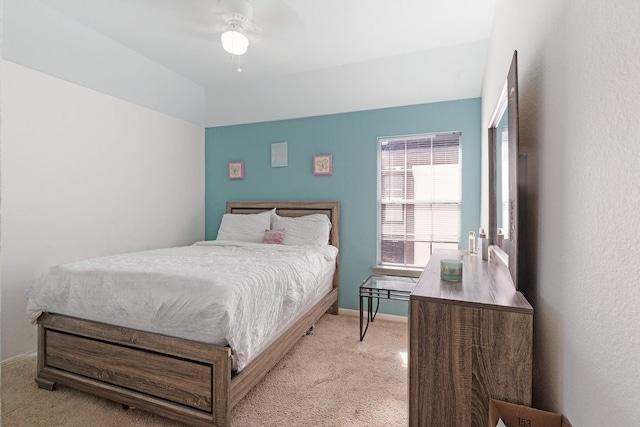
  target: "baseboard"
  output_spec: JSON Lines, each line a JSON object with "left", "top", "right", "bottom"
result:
{"left": 339, "top": 308, "right": 408, "bottom": 323}
{"left": 1, "top": 351, "right": 36, "bottom": 366}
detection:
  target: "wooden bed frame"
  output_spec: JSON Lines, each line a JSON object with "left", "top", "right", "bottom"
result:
{"left": 35, "top": 201, "right": 340, "bottom": 427}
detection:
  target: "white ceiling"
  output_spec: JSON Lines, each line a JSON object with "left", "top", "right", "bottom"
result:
{"left": 32, "top": 0, "right": 498, "bottom": 126}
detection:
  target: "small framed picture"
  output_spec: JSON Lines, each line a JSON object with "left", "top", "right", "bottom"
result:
{"left": 271, "top": 142, "right": 288, "bottom": 168}
{"left": 313, "top": 154, "right": 333, "bottom": 176}
{"left": 228, "top": 161, "right": 244, "bottom": 180}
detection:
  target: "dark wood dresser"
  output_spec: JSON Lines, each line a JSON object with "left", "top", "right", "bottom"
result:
{"left": 409, "top": 250, "right": 533, "bottom": 426}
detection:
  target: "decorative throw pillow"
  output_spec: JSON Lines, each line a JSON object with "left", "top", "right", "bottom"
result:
{"left": 263, "top": 228, "right": 285, "bottom": 244}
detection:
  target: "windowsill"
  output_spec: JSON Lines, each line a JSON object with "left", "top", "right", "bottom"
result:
{"left": 372, "top": 265, "right": 423, "bottom": 278}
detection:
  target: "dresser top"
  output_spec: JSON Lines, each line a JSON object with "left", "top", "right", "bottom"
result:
{"left": 411, "top": 250, "right": 533, "bottom": 314}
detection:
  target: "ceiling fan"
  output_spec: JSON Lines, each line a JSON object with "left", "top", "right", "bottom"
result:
{"left": 217, "top": 0, "right": 260, "bottom": 57}
{"left": 210, "top": 0, "right": 305, "bottom": 72}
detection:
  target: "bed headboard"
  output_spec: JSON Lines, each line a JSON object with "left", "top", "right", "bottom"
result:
{"left": 226, "top": 201, "right": 340, "bottom": 249}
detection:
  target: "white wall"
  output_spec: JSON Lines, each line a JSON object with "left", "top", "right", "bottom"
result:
{"left": 4, "top": 0, "right": 206, "bottom": 126}
{"left": 206, "top": 40, "right": 488, "bottom": 127}
{"left": 1, "top": 60, "right": 205, "bottom": 360}
{"left": 482, "top": 1, "right": 640, "bottom": 424}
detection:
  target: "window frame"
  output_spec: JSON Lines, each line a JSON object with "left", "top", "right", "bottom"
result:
{"left": 376, "top": 132, "right": 462, "bottom": 273}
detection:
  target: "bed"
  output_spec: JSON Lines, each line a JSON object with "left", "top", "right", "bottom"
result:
{"left": 29, "top": 201, "right": 340, "bottom": 427}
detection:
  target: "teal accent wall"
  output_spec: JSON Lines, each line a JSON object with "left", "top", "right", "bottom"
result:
{"left": 205, "top": 98, "right": 481, "bottom": 316}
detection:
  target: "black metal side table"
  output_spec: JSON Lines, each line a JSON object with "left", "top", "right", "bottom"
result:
{"left": 359, "top": 274, "right": 417, "bottom": 341}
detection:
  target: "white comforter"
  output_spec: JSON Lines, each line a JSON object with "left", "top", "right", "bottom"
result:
{"left": 26, "top": 241, "right": 338, "bottom": 371}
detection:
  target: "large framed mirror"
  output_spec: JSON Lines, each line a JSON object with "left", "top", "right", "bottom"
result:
{"left": 488, "top": 50, "right": 526, "bottom": 290}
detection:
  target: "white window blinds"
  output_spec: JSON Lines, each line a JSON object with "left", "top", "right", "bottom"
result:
{"left": 378, "top": 133, "right": 461, "bottom": 268}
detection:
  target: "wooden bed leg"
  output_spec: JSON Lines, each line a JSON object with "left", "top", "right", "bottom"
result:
{"left": 35, "top": 377, "right": 56, "bottom": 391}
{"left": 329, "top": 301, "right": 339, "bottom": 315}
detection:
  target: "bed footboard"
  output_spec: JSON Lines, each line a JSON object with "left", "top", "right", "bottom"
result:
{"left": 36, "top": 313, "right": 232, "bottom": 427}
{"left": 35, "top": 287, "right": 338, "bottom": 426}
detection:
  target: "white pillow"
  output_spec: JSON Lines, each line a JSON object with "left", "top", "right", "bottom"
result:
{"left": 216, "top": 209, "right": 273, "bottom": 243}
{"left": 270, "top": 209, "right": 280, "bottom": 229}
{"left": 273, "top": 214, "right": 332, "bottom": 246}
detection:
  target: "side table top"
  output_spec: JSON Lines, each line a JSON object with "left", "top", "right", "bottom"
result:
{"left": 361, "top": 275, "right": 417, "bottom": 292}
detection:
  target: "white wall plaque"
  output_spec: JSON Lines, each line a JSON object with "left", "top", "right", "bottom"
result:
{"left": 271, "top": 142, "right": 288, "bottom": 167}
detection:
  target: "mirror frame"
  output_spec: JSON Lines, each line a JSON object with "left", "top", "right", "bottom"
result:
{"left": 488, "top": 50, "right": 526, "bottom": 290}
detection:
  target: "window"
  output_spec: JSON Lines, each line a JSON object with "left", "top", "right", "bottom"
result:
{"left": 378, "top": 133, "right": 461, "bottom": 268}
{"left": 500, "top": 126, "right": 510, "bottom": 239}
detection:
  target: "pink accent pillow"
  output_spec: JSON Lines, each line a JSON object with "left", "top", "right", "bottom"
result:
{"left": 263, "top": 229, "right": 285, "bottom": 244}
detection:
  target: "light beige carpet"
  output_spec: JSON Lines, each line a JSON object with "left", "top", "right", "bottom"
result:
{"left": 1, "top": 314, "right": 408, "bottom": 426}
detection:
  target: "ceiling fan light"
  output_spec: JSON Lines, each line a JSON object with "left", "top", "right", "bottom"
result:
{"left": 221, "top": 29, "right": 249, "bottom": 55}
